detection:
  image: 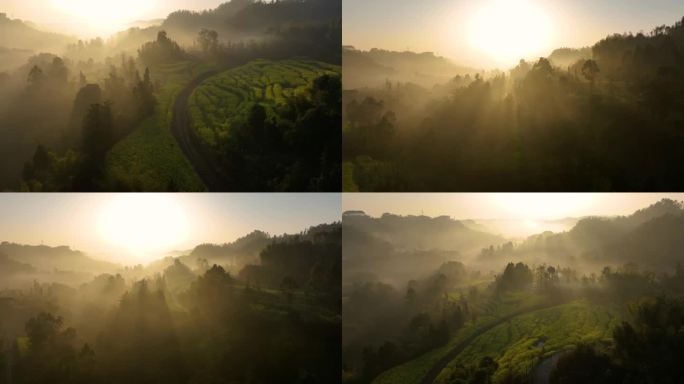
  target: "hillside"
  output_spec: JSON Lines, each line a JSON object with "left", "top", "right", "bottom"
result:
{"left": 479, "top": 199, "right": 684, "bottom": 271}
{"left": 0, "top": 13, "right": 75, "bottom": 53}
{"left": 110, "top": 0, "right": 341, "bottom": 54}
{"left": 343, "top": 47, "right": 476, "bottom": 89}
{"left": 343, "top": 212, "right": 503, "bottom": 285}
{"left": 0, "top": 242, "right": 117, "bottom": 273}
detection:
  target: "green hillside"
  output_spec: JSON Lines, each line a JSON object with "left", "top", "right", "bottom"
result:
{"left": 188, "top": 59, "right": 340, "bottom": 146}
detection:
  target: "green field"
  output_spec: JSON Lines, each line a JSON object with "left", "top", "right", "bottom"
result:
{"left": 436, "top": 299, "right": 620, "bottom": 383}
{"left": 104, "top": 61, "right": 210, "bottom": 191}
{"left": 373, "top": 292, "right": 550, "bottom": 384}
{"left": 188, "top": 59, "right": 340, "bottom": 146}
{"left": 372, "top": 294, "right": 620, "bottom": 384}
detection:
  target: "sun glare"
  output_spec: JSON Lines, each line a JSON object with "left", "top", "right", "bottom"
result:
{"left": 98, "top": 195, "right": 189, "bottom": 261}
{"left": 490, "top": 194, "right": 598, "bottom": 221}
{"left": 467, "top": 0, "right": 554, "bottom": 66}
{"left": 51, "top": 0, "right": 157, "bottom": 35}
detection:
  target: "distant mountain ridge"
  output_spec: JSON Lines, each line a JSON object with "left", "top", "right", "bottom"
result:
{"left": 0, "top": 242, "right": 117, "bottom": 274}
{"left": 343, "top": 211, "right": 503, "bottom": 285}
{"left": 109, "top": 0, "right": 341, "bottom": 53}
{"left": 0, "top": 13, "right": 75, "bottom": 52}
{"left": 343, "top": 46, "right": 477, "bottom": 89}
{"left": 481, "top": 199, "right": 684, "bottom": 271}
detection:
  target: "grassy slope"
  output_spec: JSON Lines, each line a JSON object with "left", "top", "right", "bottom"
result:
{"left": 188, "top": 59, "right": 340, "bottom": 146}
{"left": 373, "top": 292, "right": 550, "bottom": 384}
{"left": 436, "top": 299, "right": 620, "bottom": 383}
{"left": 104, "top": 61, "right": 211, "bottom": 191}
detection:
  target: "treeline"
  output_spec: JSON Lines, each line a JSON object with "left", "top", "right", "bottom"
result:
{"left": 343, "top": 17, "right": 684, "bottom": 191}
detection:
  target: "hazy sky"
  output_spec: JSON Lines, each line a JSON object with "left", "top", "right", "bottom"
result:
{"left": 3, "top": 0, "right": 229, "bottom": 37}
{"left": 344, "top": 0, "right": 684, "bottom": 68}
{"left": 0, "top": 193, "right": 340, "bottom": 264}
{"left": 344, "top": 193, "right": 684, "bottom": 221}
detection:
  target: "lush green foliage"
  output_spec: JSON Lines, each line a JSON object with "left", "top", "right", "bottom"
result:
{"left": 369, "top": 292, "right": 550, "bottom": 384}
{"left": 436, "top": 300, "right": 619, "bottom": 383}
{"left": 188, "top": 60, "right": 341, "bottom": 191}
{"left": 104, "top": 60, "right": 209, "bottom": 191}
{"left": 189, "top": 59, "right": 338, "bottom": 146}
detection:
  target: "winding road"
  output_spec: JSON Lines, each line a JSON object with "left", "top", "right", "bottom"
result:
{"left": 170, "top": 69, "right": 232, "bottom": 191}
{"left": 419, "top": 301, "right": 568, "bottom": 384}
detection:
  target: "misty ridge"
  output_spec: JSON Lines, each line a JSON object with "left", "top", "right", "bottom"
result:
{"left": 342, "top": 199, "right": 684, "bottom": 384}
{"left": 0, "top": 0, "right": 341, "bottom": 192}
{"left": 0, "top": 223, "right": 341, "bottom": 383}
{"left": 343, "top": 198, "right": 684, "bottom": 288}
{"left": 343, "top": 17, "right": 684, "bottom": 192}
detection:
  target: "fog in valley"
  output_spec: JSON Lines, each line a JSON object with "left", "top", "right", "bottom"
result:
{"left": 0, "top": 194, "right": 341, "bottom": 384}
{"left": 342, "top": 194, "right": 684, "bottom": 384}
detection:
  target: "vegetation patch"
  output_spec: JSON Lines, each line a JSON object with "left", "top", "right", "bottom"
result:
{"left": 188, "top": 59, "right": 339, "bottom": 146}
{"left": 105, "top": 60, "right": 210, "bottom": 191}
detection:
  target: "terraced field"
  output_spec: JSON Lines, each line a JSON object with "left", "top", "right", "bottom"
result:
{"left": 372, "top": 295, "right": 620, "bottom": 384}
{"left": 188, "top": 59, "right": 340, "bottom": 147}
{"left": 435, "top": 299, "right": 620, "bottom": 383}
{"left": 373, "top": 292, "right": 552, "bottom": 384}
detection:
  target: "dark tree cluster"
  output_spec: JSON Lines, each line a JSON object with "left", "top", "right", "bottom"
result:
{"left": 343, "top": 262, "right": 472, "bottom": 384}
{"left": 22, "top": 55, "right": 157, "bottom": 191}
{"left": 551, "top": 296, "right": 684, "bottom": 384}
{"left": 495, "top": 263, "right": 534, "bottom": 293}
{"left": 218, "top": 74, "right": 341, "bottom": 191}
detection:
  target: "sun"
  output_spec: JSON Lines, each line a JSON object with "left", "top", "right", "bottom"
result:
{"left": 489, "top": 194, "right": 598, "bottom": 221}
{"left": 97, "top": 195, "right": 189, "bottom": 262}
{"left": 51, "top": 0, "right": 157, "bottom": 35}
{"left": 467, "top": 0, "right": 554, "bottom": 66}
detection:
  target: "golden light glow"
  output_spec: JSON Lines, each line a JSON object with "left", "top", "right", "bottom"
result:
{"left": 51, "top": 0, "right": 157, "bottom": 35}
{"left": 467, "top": 0, "right": 554, "bottom": 65}
{"left": 489, "top": 194, "right": 598, "bottom": 220}
{"left": 97, "top": 195, "right": 189, "bottom": 260}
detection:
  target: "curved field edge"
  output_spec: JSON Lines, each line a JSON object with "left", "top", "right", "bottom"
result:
{"left": 372, "top": 292, "right": 552, "bottom": 384}
{"left": 187, "top": 59, "right": 341, "bottom": 147}
{"left": 435, "top": 299, "right": 621, "bottom": 383}
{"left": 104, "top": 61, "right": 211, "bottom": 191}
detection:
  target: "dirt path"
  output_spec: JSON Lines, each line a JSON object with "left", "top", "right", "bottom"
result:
{"left": 419, "top": 301, "right": 568, "bottom": 384}
{"left": 170, "top": 69, "right": 232, "bottom": 191}
{"left": 533, "top": 351, "right": 567, "bottom": 384}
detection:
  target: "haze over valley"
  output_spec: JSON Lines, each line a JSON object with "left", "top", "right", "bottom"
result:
{"left": 0, "top": 193, "right": 341, "bottom": 383}
{"left": 342, "top": 194, "right": 684, "bottom": 384}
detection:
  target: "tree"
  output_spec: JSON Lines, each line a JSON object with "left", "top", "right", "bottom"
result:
{"left": 612, "top": 296, "right": 684, "bottom": 381}
{"left": 197, "top": 29, "right": 220, "bottom": 56}
{"left": 582, "top": 59, "right": 600, "bottom": 92}
{"left": 550, "top": 345, "right": 622, "bottom": 384}
{"left": 133, "top": 67, "right": 156, "bottom": 119}
{"left": 27, "top": 65, "right": 44, "bottom": 87}
{"left": 75, "top": 103, "right": 114, "bottom": 190}
{"left": 49, "top": 57, "right": 69, "bottom": 84}
{"left": 17, "top": 313, "right": 93, "bottom": 384}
